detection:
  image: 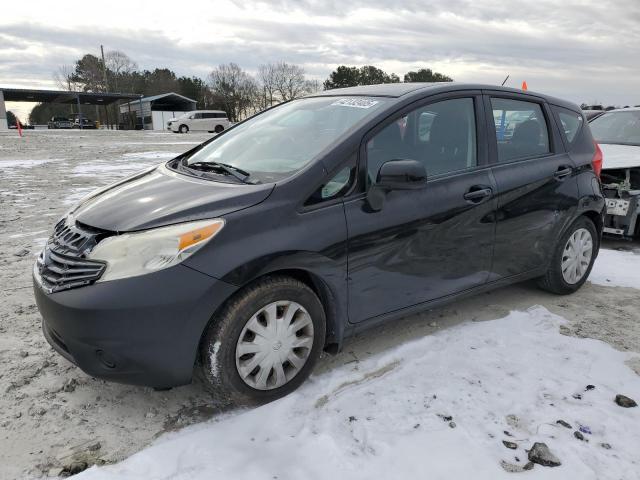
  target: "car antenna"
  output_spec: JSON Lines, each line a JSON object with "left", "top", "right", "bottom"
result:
{"left": 501, "top": 75, "right": 510, "bottom": 86}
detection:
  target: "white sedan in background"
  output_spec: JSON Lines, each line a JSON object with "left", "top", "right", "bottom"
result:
{"left": 167, "top": 110, "right": 230, "bottom": 134}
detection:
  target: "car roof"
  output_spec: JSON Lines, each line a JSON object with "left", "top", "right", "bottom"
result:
{"left": 601, "top": 107, "right": 640, "bottom": 113}
{"left": 310, "top": 83, "right": 440, "bottom": 97}
{"left": 310, "top": 82, "right": 579, "bottom": 111}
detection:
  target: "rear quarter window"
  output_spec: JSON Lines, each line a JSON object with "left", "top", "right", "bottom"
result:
{"left": 554, "top": 106, "right": 584, "bottom": 145}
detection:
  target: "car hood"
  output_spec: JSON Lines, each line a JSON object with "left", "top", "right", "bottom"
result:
{"left": 600, "top": 143, "right": 640, "bottom": 170}
{"left": 72, "top": 163, "right": 274, "bottom": 232}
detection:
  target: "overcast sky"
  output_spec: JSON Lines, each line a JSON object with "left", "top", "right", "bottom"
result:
{"left": 2, "top": 0, "right": 639, "bottom": 120}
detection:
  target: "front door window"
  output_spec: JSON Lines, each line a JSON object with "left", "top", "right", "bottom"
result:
{"left": 367, "top": 98, "right": 477, "bottom": 182}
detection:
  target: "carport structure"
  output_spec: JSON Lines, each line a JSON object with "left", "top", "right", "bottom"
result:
{"left": 0, "top": 88, "right": 142, "bottom": 129}
{"left": 119, "top": 92, "right": 197, "bottom": 130}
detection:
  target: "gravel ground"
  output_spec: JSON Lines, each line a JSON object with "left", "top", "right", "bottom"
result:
{"left": 1, "top": 130, "right": 639, "bottom": 479}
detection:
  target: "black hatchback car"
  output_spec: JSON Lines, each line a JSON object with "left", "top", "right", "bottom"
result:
{"left": 34, "top": 83, "right": 605, "bottom": 404}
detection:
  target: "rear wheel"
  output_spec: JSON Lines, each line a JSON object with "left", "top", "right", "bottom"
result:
{"left": 179, "top": 124, "right": 189, "bottom": 134}
{"left": 200, "top": 276, "right": 326, "bottom": 405}
{"left": 538, "top": 216, "right": 598, "bottom": 294}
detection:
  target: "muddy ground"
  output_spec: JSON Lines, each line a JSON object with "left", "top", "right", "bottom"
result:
{"left": 1, "top": 130, "right": 639, "bottom": 479}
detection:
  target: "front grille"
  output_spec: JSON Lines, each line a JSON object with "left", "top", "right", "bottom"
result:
{"left": 50, "top": 218, "right": 103, "bottom": 256}
{"left": 36, "top": 218, "right": 108, "bottom": 293}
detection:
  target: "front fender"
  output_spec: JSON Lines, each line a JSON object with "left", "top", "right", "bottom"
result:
{"left": 183, "top": 196, "right": 350, "bottom": 350}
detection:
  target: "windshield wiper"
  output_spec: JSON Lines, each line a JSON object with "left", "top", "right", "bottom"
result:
{"left": 184, "top": 161, "right": 257, "bottom": 184}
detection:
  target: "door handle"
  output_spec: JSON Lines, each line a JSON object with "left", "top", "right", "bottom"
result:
{"left": 554, "top": 166, "right": 573, "bottom": 179}
{"left": 463, "top": 186, "right": 493, "bottom": 203}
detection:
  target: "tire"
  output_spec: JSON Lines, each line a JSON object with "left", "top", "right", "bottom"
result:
{"left": 214, "top": 125, "right": 224, "bottom": 133}
{"left": 179, "top": 124, "right": 189, "bottom": 134}
{"left": 200, "top": 275, "right": 326, "bottom": 406}
{"left": 538, "top": 216, "right": 599, "bottom": 295}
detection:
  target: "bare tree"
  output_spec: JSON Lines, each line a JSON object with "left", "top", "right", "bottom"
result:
{"left": 273, "top": 61, "right": 308, "bottom": 101}
{"left": 304, "top": 78, "right": 321, "bottom": 95}
{"left": 105, "top": 50, "right": 138, "bottom": 91}
{"left": 257, "top": 63, "right": 278, "bottom": 108}
{"left": 53, "top": 65, "right": 80, "bottom": 91}
{"left": 208, "top": 63, "right": 258, "bottom": 122}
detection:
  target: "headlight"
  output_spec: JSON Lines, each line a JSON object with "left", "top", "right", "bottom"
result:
{"left": 87, "top": 219, "right": 224, "bottom": 282}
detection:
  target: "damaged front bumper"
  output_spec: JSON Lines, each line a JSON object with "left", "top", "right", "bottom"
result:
{"left": 33, "top": 264, "right": 237, "bottom": 388}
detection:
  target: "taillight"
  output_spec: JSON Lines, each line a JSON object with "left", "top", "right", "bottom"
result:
{"left": 592, "top": 142, "right": 603, "bottom": 178}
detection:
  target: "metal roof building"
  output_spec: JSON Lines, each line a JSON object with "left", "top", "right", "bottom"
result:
{"left": 0, "top": 87, "right": 141, "bottom": 129}
{"left": 119, "top": 92, "right": 197, "bottom": 130}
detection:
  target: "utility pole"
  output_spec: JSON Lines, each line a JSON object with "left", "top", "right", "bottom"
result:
{"left": 100, "top": 45, "right": 111, "bottom": 128}
{"left": 100, "top": 45, "right": 108, "bottom": 91}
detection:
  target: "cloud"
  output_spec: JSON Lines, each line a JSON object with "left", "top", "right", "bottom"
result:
{"left": 1, "top": 0, "right": 639, "bottom": 112}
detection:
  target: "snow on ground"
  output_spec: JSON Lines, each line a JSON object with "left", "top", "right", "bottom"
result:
{"left": 589, "top": 248, "right": 640, "bottom": 289}
{"left": 116, "top": 141, "right": 201, "bottom": 146}
{"left": 0, "top": 159, "right": 58, "bottom": 169}
{"left": 78, "top": 307, "right": 640, "bottom": 480}
{"left": 71, "top": 151, "right": 179, "bottom": 178}
{"left": 1, "top": 131, "right": 639, "bottom": 478}
{"left": 121, "top": 151, "right": 182, "bottom": 160}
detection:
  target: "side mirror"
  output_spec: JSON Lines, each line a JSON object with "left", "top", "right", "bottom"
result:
{"left": 376, "top": 160, "right": 427, "bottom": 190}
{"left": 366, "top": 160, "right": 427, "bottom": 211}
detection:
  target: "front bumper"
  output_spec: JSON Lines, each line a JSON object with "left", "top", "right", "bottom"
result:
{"left": 34, "top": 264, "right": 237, "bottom": 388}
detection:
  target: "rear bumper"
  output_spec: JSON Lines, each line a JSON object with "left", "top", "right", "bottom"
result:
{"left": 34, "top": 264, "right": 237, "bottom": 388}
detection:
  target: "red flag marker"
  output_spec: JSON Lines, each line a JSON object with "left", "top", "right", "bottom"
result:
{"left": 16, "top": 119, "right": 23, "bottom": 137}
{"left": 522, "top": 81, "right": 528, "bottom": 91}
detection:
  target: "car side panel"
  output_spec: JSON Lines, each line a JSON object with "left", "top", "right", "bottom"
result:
{"left": 550, "top": 104, "right": 606, "bottom": 233}
{"left": 344, "top": 168, "right": 497, "bottom": 323}
{"left": 489, "top": 156, "right": 580, "bottom": 278}
{"left": 484, "top": 93, "right": 581, "bottom": 279}
{"left": 182, "top": 161, "right": 350, "bottom": 346}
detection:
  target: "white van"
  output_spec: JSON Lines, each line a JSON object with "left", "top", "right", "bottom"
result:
{"left": 168, "top": 111, "right": 230, "bottom": 134}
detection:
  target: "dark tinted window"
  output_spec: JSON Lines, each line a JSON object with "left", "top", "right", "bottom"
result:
{"left": 203, "top": 112, "right": 226, "bottom": 119}
{"left": 555, "top": 107, "right": 583, "bottom": 145}
{"left": 491, "top": 98, "right": 550, "bottom": 162}
{"left": 367, "top": 98, "right": 477, "bottom": 182}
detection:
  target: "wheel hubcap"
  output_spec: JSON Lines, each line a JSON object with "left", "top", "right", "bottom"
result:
{"left": 235, "top": 301, "right": 314, "bottom": 391}
{"left": 561, "top": 228, "right": 593, "bottom": 284}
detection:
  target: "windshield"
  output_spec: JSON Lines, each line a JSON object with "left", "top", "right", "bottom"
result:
{"left": 590, "top": 110, "right": 640, "bottom": 146}
{"left": 184, "top": 96, "right": 387, "bottom": 183}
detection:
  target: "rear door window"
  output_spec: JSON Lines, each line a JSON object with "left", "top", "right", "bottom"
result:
{"left": 491, "top": 98, "right": 550, "bottom": 162}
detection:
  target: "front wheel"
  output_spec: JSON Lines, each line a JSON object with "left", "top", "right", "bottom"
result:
{"left": 200, "top": 276, "right": 326, "bottom": 405}
{"left": 179, "top": 124, "right": 189, "bottom": 134}
{"left": 214, "top": 125, "right": 224, "bottom": 133}
{"left": 538, "top": 216, "right": 599, "bottom": 294}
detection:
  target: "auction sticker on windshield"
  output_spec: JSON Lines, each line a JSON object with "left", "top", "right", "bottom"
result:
{"left": 331, "top": 98, "right": 380, "bottom": 109}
